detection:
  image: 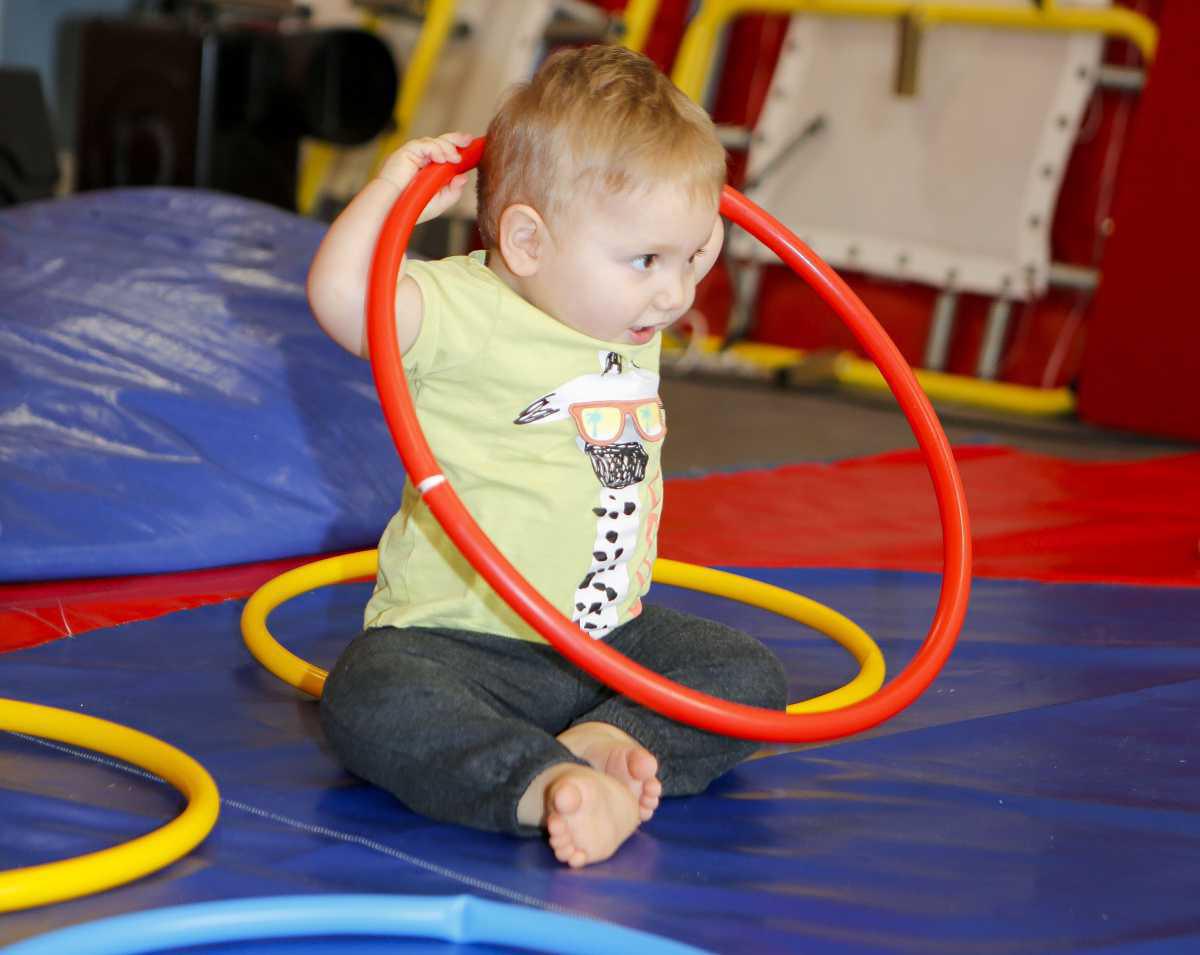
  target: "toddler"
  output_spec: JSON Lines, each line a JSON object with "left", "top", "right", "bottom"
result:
{"left": 307, "top": 44, "right": 787, "bottom": 868}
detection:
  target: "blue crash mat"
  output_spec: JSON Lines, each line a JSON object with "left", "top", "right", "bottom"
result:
{"left": 2, "top": 568, "right": 1199, "bottom": 953}
{"left": 0, "top": 189, "right": 404, "bottom": 582}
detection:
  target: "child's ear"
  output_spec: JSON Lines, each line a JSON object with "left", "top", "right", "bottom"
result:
{"left": 497, "top": 204, "right": 549, "bottom": 277}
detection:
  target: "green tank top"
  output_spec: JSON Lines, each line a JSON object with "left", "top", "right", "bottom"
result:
{"left": 365, "top": 253, "right": 665, "bottom": 643}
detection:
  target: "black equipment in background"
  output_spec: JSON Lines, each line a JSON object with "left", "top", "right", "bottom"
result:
{"left": 0, "top": 68, "right": 60, "bottom": 207}
{"left": 63, "top": 15, "right": 398, "bottom": 210}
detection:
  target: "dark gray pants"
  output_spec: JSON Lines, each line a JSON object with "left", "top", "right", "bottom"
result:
{"left": 320, "top": 604, "right": 788, "bottom": 835}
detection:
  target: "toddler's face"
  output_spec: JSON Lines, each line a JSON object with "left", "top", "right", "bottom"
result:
{"left": 529, "top": 183, "right": 722, "bottom": 346}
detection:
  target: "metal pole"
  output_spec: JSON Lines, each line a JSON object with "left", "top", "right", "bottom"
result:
{"left": 924, "top": 288, "right": 959, "bottom": 371}
{"left": 976, "top": 294, "right": 1012, "bottom": 380}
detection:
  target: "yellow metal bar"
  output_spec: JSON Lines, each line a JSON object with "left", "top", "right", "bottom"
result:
{"left": 672, "top": 0, "right": 1157, "bottom": 102}
{"left": 297, "top": 142, "right": 338, "bottom": 216}
{"left": 620, "top": 0, "right": 660, "bottom": 53}
{"left": 369, "top": 0, "right": 654, "bottom": 187}
{"left": 374, "top": 0, "right": 458, "bottom": 170}
{"left": 832, "top": 352, "right": 1076, "bottom": 415}
{"left": 297, "top": 0, "right": 459, "bottom": 214}
{"left": 666, "top": 335, "right": 1075, "bottom": 415}
{"left": 297, "top": 9, "right": 391, "bottom": 215}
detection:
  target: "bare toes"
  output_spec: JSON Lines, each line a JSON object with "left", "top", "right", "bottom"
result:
{"left": 552, "top": 780, "right": 583, "bottom": 815}
{"left": 627, "top": 748, "right": 658, "bottom": 783}
{"left": 543, "top": 768, "right": 641, "bottom": 869}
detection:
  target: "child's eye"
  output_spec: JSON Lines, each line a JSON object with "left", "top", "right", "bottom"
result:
{"left": 632, "top": 254, "right": 657, "bottom": 271}
{"left": 689, "top": 247, "right": 707, "bottom": 264}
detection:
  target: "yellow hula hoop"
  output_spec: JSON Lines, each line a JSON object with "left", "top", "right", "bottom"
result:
{"left": 240, "top": 550, "right": 885, "bottom": 714}
{"left": 0, "top": 699, "right": 220, "bottom": 913}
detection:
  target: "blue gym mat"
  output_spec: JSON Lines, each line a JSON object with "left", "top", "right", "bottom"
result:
{"left": 3, "top": 569, "right": 1199, "bottom": 953}
{"left": 0, "top": 189, "right": 404, "bottom": 582}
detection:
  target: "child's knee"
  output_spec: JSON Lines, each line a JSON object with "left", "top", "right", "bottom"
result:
{"left": 320, "top": 631, "right": 378, "bottom": 706}
{"left": 705, "top": 633, "right": 792, "bottom": 710}
{"left": 735, "top": 639, "right": 789, "bottom": 711}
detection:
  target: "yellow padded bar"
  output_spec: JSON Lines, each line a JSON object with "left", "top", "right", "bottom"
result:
{"left": 298, "top": 0, "right": 459, "bottom": 215}
{"left": 671, "top": 0, "right": 1157, "bottom": 102}
{"left": 665, "top": 336, "right": 1076, "bottom": 415}
{"left": 369, "top": 0, "right": 458, "bottom": 179}
{"left": 621, "top": 0, "right": 661, "bottom": 53}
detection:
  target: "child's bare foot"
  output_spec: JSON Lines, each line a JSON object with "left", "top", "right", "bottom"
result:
{"left": 544, "top": 766, "right": 641, "bottom": 868}
{"left": 557, "top": 722, "right": 662, "bottom": 822}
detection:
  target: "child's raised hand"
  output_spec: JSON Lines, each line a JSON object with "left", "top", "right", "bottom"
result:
{"left": 377, "top": 132, "right": 474, "bottom": 224}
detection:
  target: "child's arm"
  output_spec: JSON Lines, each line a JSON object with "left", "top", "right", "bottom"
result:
{"left": 306, "top": 132, "right": 473, "bottom": 359}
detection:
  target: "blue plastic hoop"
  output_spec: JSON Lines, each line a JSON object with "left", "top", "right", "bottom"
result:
{"left": 2, "top": 894, "right": 708, "bottom": 955}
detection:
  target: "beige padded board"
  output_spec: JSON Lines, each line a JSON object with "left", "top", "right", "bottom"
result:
{"left": 728, "top": 0, "right": 1106, "bottom": 299}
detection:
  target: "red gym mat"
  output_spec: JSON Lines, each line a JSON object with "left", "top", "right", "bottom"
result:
{"left": 661, "top": 446, "right": 1200, "bottom": 586}
{"left": 4, "top": 446, "right": 1197, "bottom": 654}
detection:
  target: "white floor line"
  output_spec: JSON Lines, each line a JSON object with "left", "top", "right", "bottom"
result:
{"left": 9, "top": 732, "right": 579, "bottom": 917}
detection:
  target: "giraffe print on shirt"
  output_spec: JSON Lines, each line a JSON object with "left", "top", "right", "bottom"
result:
{"left": 514, "top": 351, "right": 664, "bottom": 638}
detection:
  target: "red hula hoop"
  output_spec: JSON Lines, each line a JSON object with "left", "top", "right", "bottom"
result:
{"left": 366, "top": 137, "right": 972, "bottom": 743}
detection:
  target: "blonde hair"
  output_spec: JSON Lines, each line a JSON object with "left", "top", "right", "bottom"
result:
{"left": 477, "top": 45, "right": 727, "bottom": 248}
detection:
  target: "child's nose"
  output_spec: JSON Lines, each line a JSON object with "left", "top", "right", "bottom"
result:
{"left": 654, "top": 270, "right": 691, "bottom": 312}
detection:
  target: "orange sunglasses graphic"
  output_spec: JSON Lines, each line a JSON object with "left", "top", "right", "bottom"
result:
{"left": 569, "top": 399, "right": 667, "bottom": 446}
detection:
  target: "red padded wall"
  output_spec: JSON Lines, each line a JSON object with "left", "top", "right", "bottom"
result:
{"left": 1076, "top": 0, "right": 1200, "bottom": 440}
